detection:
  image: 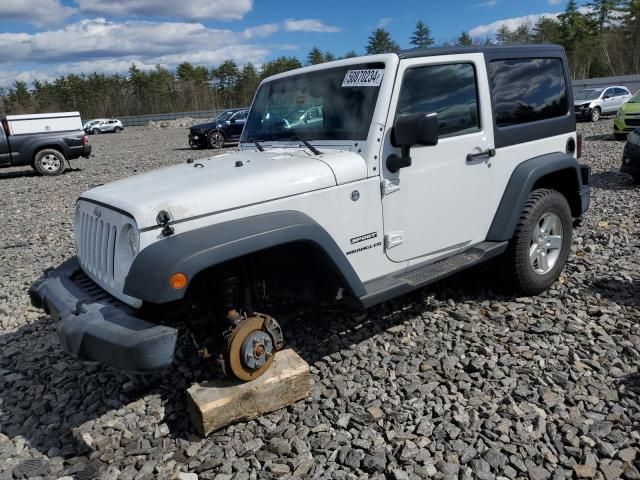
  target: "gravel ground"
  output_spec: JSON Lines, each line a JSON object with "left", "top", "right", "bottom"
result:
{"left": 0, "top": 121, "right": 638, "bottom": 480}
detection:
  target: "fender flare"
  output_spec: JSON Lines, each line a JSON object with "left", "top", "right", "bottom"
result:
{"left": 28, "top": 141, "right": 68, "bottom": 165}
{"left": 486, "top": 152, "right": 590, "bottom": 242}
{"left": 123, "top": 211, "right": 365, "bottom": 304}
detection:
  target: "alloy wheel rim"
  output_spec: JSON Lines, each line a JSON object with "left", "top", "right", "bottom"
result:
{"left": 41, "top": 154, "right": 61, "bottom": 172}
{"left": 529, "top": 212, "right": 563, "bottom": 275}
{"left": 210, "top": 133, "right": 223, "bottom": 148}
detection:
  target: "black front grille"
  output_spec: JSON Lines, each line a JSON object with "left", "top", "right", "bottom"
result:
{"left": 71, "top": 270, "right": 121, "bottom": 306}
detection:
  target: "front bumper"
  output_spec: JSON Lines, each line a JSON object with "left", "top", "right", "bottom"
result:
{"left": 614, "top": 116, "right": 640, "bottom": 133}
{"left": 29, "top": 257, "right": 177, "bottom": 373}
{"left": 188, "top": 131, "right": 209, "bottom": 146}
{"left": 575, "top": 107, "right": 591, "bottom": 119}
{"left": 621, "top": 140, "right": 640, "bottom": 176}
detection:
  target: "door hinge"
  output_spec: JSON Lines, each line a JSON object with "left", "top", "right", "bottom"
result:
{"left": 381, "top": 178, "right": 400, "bottom": 196}
{"left": 384, "top": 231, "right": 405, "bottom": 249}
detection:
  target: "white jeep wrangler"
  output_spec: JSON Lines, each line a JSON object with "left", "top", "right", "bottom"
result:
{"left": 31, "top": 45, "right": 590, "bottom": 381}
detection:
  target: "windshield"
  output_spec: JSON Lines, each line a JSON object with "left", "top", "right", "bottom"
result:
{"left": 213, "top": 111, "right": 236, "bottom": 122}
{"left": 241, "top": 62, "right": 385, "bottom": 142}
{"left": 575, "top": 89, "right": 603, "bottom": 101}
{"left": 629, "top": 90, "right": 640, "bottom": 103}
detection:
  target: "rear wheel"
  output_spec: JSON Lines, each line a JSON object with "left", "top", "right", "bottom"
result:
{"left": 500, "top": 189, "right": 572, "bottom": 295}
{"left": 33, "top": 149, "right": 66, "bottom": 176}
{"left": 92, "top": 128, "right": 100, "bottom": 135}
{"left": 590, "top": 107, "right": 601, "bottom": 122}
{"left": 114, "top": 126, "right": 122, "bottom": 133}
{"left": 208, "top": 130, "right": 225, "bottom": 149}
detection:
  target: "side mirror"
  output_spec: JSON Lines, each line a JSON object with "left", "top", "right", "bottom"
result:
{"left": 387, "top": 112, "right": 438, "bottom": 173}
{"left": 229, "top": 118, "right": 236, "bottom": 124}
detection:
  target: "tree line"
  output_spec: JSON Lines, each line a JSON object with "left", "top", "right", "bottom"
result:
{"left": 1, "top": 0, "right": 639, "bottom": 119}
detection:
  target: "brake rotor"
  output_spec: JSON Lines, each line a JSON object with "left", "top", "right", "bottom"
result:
{"left": 226, "top": 314, "right": 280, "bottom": 381}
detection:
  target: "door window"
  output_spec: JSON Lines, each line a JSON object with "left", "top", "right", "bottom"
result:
{"left": 396, "top": 63, "right": 480, "bottom": 137}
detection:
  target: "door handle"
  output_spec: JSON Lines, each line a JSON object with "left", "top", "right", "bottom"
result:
{"left": 466, "top": 148, "right": 496, "bottom": 162}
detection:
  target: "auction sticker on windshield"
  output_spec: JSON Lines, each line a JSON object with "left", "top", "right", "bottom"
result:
{"left": 342, "top": 69, "right": 384, "bottom": 87}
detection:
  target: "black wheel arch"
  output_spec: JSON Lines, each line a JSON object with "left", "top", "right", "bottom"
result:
{"left": 123, "top": 211, "right": 365, "bottom": 304}
{"left": 486, "top": 152, "right": 590, "bottom": 242}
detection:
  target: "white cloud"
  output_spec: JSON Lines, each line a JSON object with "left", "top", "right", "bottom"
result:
{"left": 75, "top": 0, "right": 253, "bottom": 21}
{"left": 473, "top": 1, "right": 498, "bottom": 8}
{"left": 548, "top": 0, "right": 563, "bottom": 5}
{"left": 0, "top": 0, "right": 75, "bottom": 27}
{"left": 284, "top": 19, "right": 341, "bottom": 33}
{"left": 377, "top": 17, "right": 392, "bottom": 28}
{"left": 0, "top": 18, "right": 281, "bottom": 87}
{"left": 469, "top": 11, "right": 560, "bottom": 37}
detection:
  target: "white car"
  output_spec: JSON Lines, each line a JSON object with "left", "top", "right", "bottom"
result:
{"left": 84, "top": 118, "right": 124, "bottom": 134}
{"left": 574, "top": 86, "right": 632, "bottom": 122}
{"left": 31, "top": 45, "right": 591, "bottom": 381}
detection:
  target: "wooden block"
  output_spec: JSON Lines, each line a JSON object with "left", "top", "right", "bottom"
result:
{"left": 187, "top": 349, "right": 310, "bottom": 436}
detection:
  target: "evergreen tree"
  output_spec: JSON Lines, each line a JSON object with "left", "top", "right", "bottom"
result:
{"left": 324, "top": 51, "right": 336, "bottom": 62}
{"left": 457, "top": 31, "right": 473, "bottom": 46}
{"left": 410, "top": 20, "right": 434, "bottom": 48}
{"left": 237, "top": 63, "right": 259, "bottom": 106}
{"left": 260, "top": 57, "right": 303, "bottom": 79}
{"left": 587, "top": 0, "right": 621, "bottom": 31}
{"left": 366, "top": 28, "right": 400, "bottom": 54}
{"left": 307, "top": 47, "right": 325, "bottom": 65}
{"left": 343, "top": 50, "right": 359, "bottom": 58}
{"left": 533, "top": 17, "right": 563, "bottom": 43}
{"left": 496, "top": 24, "right": 513, "bottom": 44}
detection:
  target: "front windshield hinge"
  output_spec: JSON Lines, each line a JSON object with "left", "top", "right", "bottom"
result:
{"left": 381, "top": 178, "right": 400, "bottom": 196}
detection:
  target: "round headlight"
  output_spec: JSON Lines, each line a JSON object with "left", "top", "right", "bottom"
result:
{"left": 116, "top": 223, "right": 139, "bottom": 273}
{"left": 127, "top": 225, "right": 139, "bottom": 256}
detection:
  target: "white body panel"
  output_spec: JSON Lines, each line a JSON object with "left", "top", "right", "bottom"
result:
{"left": 381, "top": 53, "right": 496, "bottom": 263}
{"left": 82, "top": 149, "right": 368, "bottom": 229}
{"left": 5, "top": 111, "right": 82, "bottom": 135}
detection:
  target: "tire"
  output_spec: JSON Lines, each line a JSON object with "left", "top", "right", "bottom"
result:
{"left": 208, "top": 130, "right": 225, "bottom": 149}
{"left": 632, "top": 175, "right": 640, "bottom": 185}
{"left": 33, "top": 149, "right": 66, "bottom": 176}
{"left": 590, "top": 107, "right": 601, "bottom": 122}
{"left": 500, "top": 188, "right": 572, "bottom": 295}
{"left": 114, "top": 127, "right": 122, "bottom": 133}
{"left": 614, "top": 133, "right": 626, "bottom": 141}
{"left": 92, "top": 128, "right": 100, "bottom": 135}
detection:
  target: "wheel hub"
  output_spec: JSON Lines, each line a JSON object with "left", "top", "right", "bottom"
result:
{"left": 225, "top": 313, "right": 282, "bottom": 381}
{"left": 241, "top": 329, "right": 273, "bottom": 370}
{"left": 529, "top": 212, "right": 563, "bottom": 275}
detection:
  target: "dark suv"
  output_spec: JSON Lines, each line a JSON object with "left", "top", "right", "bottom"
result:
{"left": 188, "top": 109, "right": 248, "bottom": 149}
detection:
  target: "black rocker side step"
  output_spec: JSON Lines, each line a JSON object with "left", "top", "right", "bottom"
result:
{"left": 359, "top": 241, "right": 508, "bottom": 308}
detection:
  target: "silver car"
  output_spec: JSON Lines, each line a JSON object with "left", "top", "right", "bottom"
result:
{"left": 84, "top": 118, "right": 124, "bottom": 134}
{"left": 574, "top": 86, "right": 632, "bottom": 122}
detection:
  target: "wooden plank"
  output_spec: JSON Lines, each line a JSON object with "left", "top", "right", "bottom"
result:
{"left": 187, "top": 349, "right": 310, "bottom": 436}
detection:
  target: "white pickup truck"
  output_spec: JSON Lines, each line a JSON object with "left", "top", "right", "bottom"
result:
{"left": 31, "top": 45, "right": 590, "bottom": 381}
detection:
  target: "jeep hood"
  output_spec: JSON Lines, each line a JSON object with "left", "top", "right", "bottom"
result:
{"left": 80, "top": 149, "right": 367, "bottom": 229}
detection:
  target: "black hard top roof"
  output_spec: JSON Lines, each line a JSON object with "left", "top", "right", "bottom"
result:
{"left": 398, "top": 43, "right": 565, "bottom": 59}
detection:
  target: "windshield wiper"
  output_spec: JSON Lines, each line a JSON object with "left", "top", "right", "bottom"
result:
{"left": 249, "top": 138, "right": 264, "bottom": 152}
{"left": 285, "top": 136, "right": 322, "bottom": 156}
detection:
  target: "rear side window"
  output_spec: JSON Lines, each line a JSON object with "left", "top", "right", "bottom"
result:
{"left": 489, "top": 58, "right": 568, "bottom": 127}
{"left": 396, "top": 63, "right": 480, "bottom": 137}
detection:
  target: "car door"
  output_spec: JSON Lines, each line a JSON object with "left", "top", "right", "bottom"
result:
{"left": 0, "top": 122, "right": 11, "bottom": 166}
{"left": 601, "top": 88, "right": 617, "bottom": 113}
{"left": 227, "top": 110, "right": 248, "bottom": 139}
{"left": 381, "top": 54, "right": 497, "bottom": 263}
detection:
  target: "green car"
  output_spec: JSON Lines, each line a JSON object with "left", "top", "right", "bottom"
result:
{"left": 614, "top": 89, "right": 640, "bottom": 140}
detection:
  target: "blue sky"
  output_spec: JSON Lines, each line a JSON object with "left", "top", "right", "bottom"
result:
{"left": 0, "top": 0, "right": 584, "bottom": 87}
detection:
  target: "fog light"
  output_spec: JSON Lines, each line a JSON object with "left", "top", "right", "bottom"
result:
{"left": 169, "top": 273, "right": 188, "bottom": 289}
